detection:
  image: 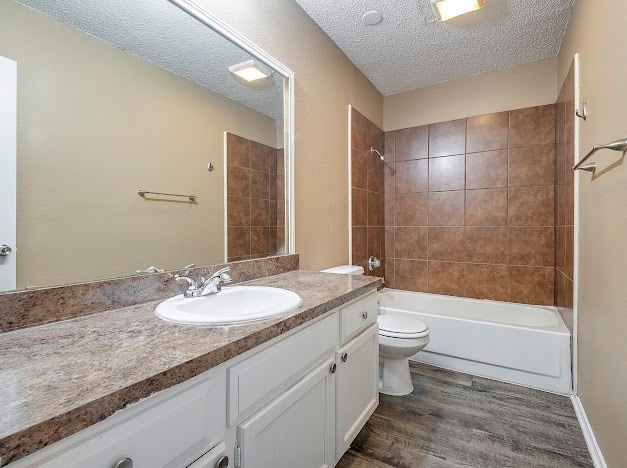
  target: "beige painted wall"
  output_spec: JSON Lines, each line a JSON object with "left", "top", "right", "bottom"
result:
{"left": 558, "top": 1, "right": 627, "bottom": 465}
{"left": 0, "top": 1, "right": 278, "bottom": 288}
{"left": 384, "top": 58, "right": 557, "bottom": 131}
{"left": 196, "top": 0, "right": 384, "bottom": 271}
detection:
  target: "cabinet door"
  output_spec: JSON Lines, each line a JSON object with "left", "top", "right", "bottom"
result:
{"left": 336, "top": 324, "right": 379, "bottom": 460}
{"left": 237, "top": 358, "right": 335, "bottom": 468}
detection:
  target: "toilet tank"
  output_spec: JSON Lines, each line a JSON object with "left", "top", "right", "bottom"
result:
{"left": 319, "top": 265, "right": 365, "bottom": 275}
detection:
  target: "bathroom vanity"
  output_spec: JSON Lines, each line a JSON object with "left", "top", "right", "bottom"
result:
{"left": 0, "top": 271, "right": 381, "bottom": 467}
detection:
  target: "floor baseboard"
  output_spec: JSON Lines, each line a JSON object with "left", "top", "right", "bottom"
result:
{"left": 570, "top": 395, "right": 607, "bottom": 468}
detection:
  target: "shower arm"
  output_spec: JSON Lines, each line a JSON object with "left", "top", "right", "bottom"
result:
{"left": 368, "top": 147, "right": 386, "bottom": 161}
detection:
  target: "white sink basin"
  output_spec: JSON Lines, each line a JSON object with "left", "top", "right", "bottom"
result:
{"left": 155, "top": 286, "right": 302, "bottom": 326}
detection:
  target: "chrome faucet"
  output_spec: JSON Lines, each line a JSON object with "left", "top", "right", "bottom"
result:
{"left": 175, "top": 267, "right": 232, "bottom": 298}
{"left": 200, "top": 267, "right": 232, "bottom": 295}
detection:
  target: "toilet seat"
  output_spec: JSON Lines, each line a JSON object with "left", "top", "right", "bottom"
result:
{"left": 378, "top": 314, "right": 429, "bottom": 339}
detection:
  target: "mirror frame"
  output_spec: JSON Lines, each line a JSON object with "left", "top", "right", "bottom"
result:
{"left": 172, "top": 0, "right": 296, "bottom": 258}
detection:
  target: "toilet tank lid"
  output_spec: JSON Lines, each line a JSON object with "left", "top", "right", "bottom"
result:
{"left": 319, "top": 265, "right": 364, "bottom": 275}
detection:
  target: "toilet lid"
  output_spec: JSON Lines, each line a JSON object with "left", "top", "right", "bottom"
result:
{"left": 378, "top": 314, "right": 429, "bottom": 338}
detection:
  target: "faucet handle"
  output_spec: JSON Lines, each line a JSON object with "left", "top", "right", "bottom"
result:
{"left": 212, "top": 267, "right": 231, "bottom": 279}
{"left": 181, "top": 264, "right": 196, "bottom": 276}
{"left": 175, "top": 275, "right": 197, "bottom": 290}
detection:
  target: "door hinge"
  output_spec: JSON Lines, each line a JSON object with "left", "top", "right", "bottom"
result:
{"left": 234, "top": 442, "right": 241, "bottom": 468}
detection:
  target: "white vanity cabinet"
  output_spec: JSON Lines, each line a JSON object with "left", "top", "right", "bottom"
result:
{"left": 9, "top": 291, "right": 378, "bottom": 468}
{"left": 236, "top": 359, "right": 336, "bottom": 468}
{"left": 234, "top": 292, "right": 379, "bottom": 467}
{"left": 335, "top": 324, "right": 379, "bottom": 459}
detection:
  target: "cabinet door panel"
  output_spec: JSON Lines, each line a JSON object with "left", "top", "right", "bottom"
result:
{"left": 238, "top": 359, "right": 335, "bottom": 468}
{"left": 336, "top": 324, "right": 379, "bottom": 459}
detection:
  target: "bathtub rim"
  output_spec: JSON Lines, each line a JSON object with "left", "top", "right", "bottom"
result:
{"left": 378, "top": 288, "right": 570, "bottom": 335}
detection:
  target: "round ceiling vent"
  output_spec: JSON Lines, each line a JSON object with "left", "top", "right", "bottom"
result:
{"left": 362, "top": 10, "right": 383, "bottom": 26}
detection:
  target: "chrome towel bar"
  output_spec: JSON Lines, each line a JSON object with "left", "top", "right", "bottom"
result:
{"left": 138, "top": 189, "right": 198, "bottom": 202}
{"left": 573, "top": 138, "right": 627, "bottom": 173}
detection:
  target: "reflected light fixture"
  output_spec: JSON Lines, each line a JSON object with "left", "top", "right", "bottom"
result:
{"left": 228, "top": 60, "right": 271, "bottom": 82}
{"left": 430, "top": 0, "right": 485, "bottom": 21}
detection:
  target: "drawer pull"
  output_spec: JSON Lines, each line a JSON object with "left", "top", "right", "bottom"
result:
{"left": 330, "top": 363, "right": 337, "bottom": 374}
{"left": 217, "top": 455, "right": 229, "bottom": 468}
{"left": 341, "top": 352, "right": 348, "bottom": 362}
{"left": 114, "top": 458, "right": 133, "bottom": 468}
{"left": 362, "top": 311, "right": 368, "bottom": 320}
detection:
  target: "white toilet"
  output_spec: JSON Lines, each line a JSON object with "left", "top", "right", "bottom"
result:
{"left": 319, "top": 265, "right": 430, "bottom": 396}
{"left": 377, "top": 314, "right": 429, "bottom": 396}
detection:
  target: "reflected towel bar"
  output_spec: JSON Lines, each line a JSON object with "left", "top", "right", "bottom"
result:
{"left": 138, "top": 189, "right": 198, "bottom": 202}
{"left": 573, "top": 138, "right": 627, "bottom": 173}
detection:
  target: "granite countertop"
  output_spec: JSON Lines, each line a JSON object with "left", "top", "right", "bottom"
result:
{"left": 0, "top": 270, "right": 381, "bottom": 466}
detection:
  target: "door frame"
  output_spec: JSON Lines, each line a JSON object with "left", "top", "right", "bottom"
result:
{"left": 0, "top": 55, "right": 17, "bottom": 291}
{"left": 572, "top": 53, "right": 581, "bottom": 395}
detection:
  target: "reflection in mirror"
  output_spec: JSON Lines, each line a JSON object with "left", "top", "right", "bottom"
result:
{"left": 0, "top": 0, "right": 288, "bottom": 292}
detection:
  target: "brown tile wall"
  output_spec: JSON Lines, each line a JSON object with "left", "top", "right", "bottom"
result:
{"left": 226, "top": 133, "right": 285, "bottom": 262}
{"left": 555, "top": 63, "right": 575, "bottom": 316}
{"left": 351, "top": 108, "right": 385, "bottom": 278}
{"left": 384, "top": 105, "right": 557, "bottom": 305}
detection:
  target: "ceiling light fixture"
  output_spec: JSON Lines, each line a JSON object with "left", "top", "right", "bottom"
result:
{"left": 228, "top": 60, "right": 271, "bottom": 82}
{"left": 430, "top": 0, "right": 485, "bottom": 21}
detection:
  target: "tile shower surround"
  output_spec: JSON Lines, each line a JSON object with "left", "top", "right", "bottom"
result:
{"left": 351, "top": 108, "right": 385, "bottom": 279}
{"left": 381, "top": 105, "right": 559, "bottom": 305}
{"left": 554, "top": 63, "right": 575, "bottom": 318}
{"left": 226, "top": 133, "right": 285, "bottom": 262}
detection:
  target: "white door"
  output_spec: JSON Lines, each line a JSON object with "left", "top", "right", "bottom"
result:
{"left": 237, "top": 358, "right": 336, "bottom": 468}
{"left": 336, "top": 324, "right": 379, "bottom": 460}
{"left": 0, "top": 56, "right": 17, "bottom": 291}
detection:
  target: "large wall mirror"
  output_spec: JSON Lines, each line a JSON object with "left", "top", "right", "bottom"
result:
{"left": 0, "top": 0, "right": 294, "bottom": 293}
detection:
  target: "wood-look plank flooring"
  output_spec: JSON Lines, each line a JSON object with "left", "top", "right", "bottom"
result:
{"left": 337, "top": 363, "right": 592, "bottom": 468}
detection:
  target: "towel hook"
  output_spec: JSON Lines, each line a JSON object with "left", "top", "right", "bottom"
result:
{"left": 575, "top": 101, "right": 588, "bottom": 121}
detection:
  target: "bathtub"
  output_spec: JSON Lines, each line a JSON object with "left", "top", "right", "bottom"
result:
{"left": 378, "top": 289, "right": 572, "bottom": 394}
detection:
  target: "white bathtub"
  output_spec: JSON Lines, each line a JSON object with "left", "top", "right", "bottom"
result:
{"left": 378, "top": 289, "right": 572, "bottom": 394}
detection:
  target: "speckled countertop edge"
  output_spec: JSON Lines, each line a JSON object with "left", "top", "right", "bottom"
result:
{"left": 0, "top": 271, "right": 381, "bottom": 465}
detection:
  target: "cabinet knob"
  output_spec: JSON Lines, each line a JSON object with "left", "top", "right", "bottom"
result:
{"left": 341, "top": 352, "right": 348, "bottom": 362}
{"left": 361, "top": 311, "right": 368, "bottom": 320}
{"left": 330, "top": 363, "right": 337, "bottom": 374}
{"left": 114, "top": 458, "right": 133, "bottom": 468}
{"left": 0, "top": 244, "right": 12, "bottom": 256}
{"left": 216, "top": 455, "right": 229, "bottom": 468}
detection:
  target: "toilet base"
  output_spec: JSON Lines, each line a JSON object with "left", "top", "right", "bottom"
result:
{"left": 379, "top": 357, "right": 414, "bottom": 396}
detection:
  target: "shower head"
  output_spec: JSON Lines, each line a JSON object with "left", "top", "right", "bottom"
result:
{"left": 368, "top": 147, "right": 385, "bottom": 161}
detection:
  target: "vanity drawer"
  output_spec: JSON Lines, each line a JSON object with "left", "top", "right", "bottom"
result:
{"left": 340, "top": 292, "right": 377, "bottom": 342}
{"left": 227, "top": 312, "right": 338, "bottom": 426}
{"left": 20, "top": 375, "right": 219, "bottom": 468}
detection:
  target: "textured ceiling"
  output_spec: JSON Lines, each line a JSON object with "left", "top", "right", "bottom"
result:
{"left": 294, "top": 0, "right": 574, "bottom": 95}
{"left": 15, "top": 0, "right": 284, "bottom": 119}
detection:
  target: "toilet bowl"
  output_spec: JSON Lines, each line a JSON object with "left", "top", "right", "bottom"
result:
{"left": 319, "top": 265, "right": 431, "bottom": 396}
{"left": 378, "top": 314, "right": 430, "bottom": 396}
